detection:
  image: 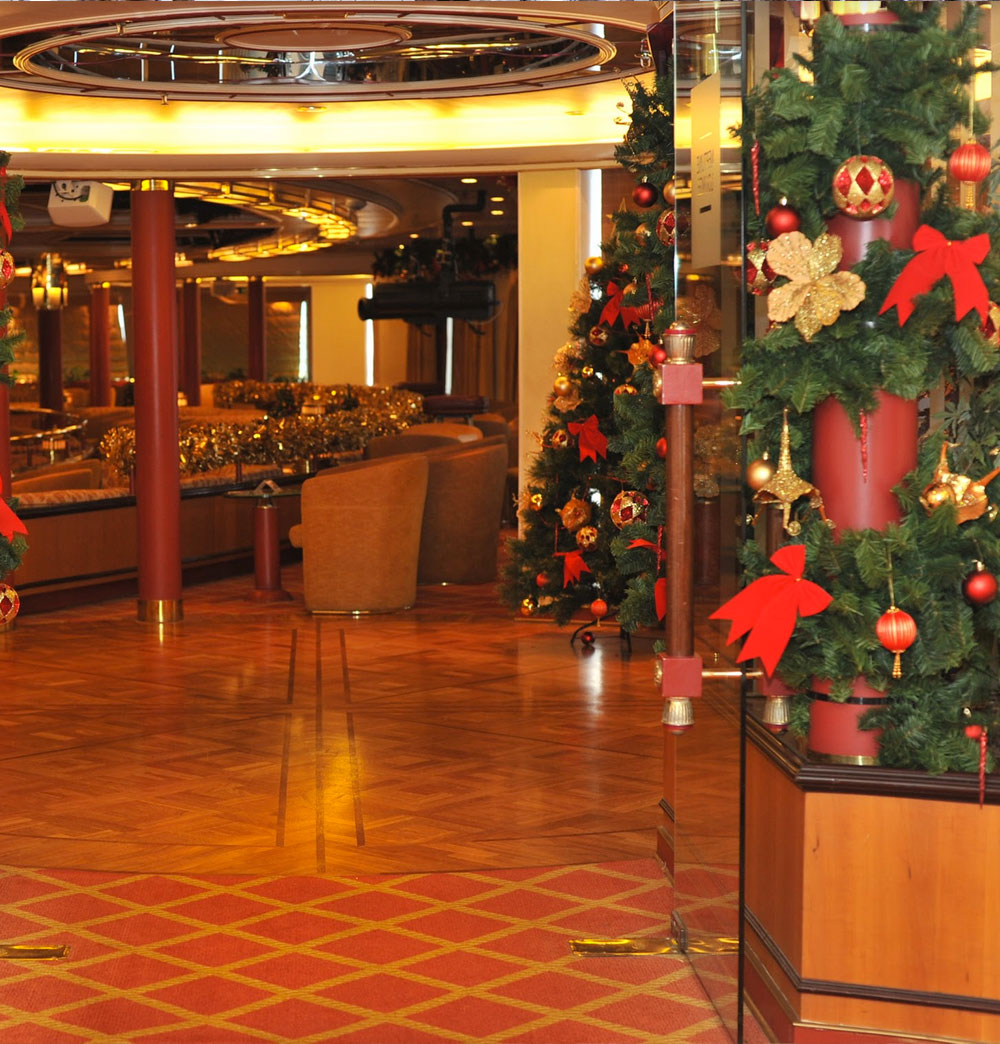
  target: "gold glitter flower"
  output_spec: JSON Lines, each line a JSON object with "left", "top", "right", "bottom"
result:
{"left": 766, "top": 231, "right": 866, "bottom": 342}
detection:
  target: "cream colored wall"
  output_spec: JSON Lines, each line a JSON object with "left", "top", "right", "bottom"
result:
{"left": 306, "top": 276, "right": 371, "bottom": 385}
{"left": 374, "top": 320, "right": 410, "bottom": 388}
{"left": 516, "top": 169, "right": 591, "bottom": 515}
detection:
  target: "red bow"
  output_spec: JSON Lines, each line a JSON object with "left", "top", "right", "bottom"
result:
{"left": 568, "top": 415, "right": 607, "bottom": 463}
{"left": 626, "top": 538, "right": 667, "bottom": 620}
{"left": 709, "top": 544, "right": 831, "bottom": 676}
{"left": 0, "top": 500, "right": 27, "bottom": 543}
{"left": 880, "top": 224, "right": 990, "bottom": 326}
{"left": 599, "top": 282, "right": 642, "bottom": 330}
{"left": 555, "top": 549, "right": 591, "bottom": 587}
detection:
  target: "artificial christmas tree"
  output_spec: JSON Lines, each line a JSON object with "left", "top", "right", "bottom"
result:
{"left": 728, "top": 1, "right": 997, "bottom": 773}
{"left": 500, "top": 75, "right": 674, "bottom": 625}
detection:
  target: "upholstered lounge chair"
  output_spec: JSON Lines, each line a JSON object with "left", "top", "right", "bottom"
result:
{"left": 288, "top": 453, "right": 429, "bottom": 612}
{"left": 417, "top": 439, "right": 508, "bottom": 585}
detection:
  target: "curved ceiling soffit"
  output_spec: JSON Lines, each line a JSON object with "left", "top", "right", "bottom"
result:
{"left": 0, "top": 2, "right": 654, "bottom": 103}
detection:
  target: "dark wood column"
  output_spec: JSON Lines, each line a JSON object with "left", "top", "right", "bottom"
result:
{"left": 248, "top": 275, "right": 266, "bottom": 380}
{"left": 131, "top": 179, "right": 182, "bottom": 623}
{"left": 88, "top": 282, "right": 112, "bottom": 408}
{"left": 180, "top": 278, "right": 202, "bottom": 406}
{"left": 37, "top": 308, "right": 64, "bottom": 413}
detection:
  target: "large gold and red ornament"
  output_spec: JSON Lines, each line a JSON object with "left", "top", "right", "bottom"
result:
{"left": 0, "top": 583, "right": 20, "bottom": 625}
{"left": 558, "top": 495, "right": 592, "bottom": 532}
{"left": 614, "top": 383, "right": 637, "bottom": 397}
{"left": 575, "top": 524, "right": 599, "bottom": 550}
{"left": 632, "top": 181, "right": 658, "bottom": 208}
{"left": 520, "top": 597, "right": 537, "bottom": 617}
{"left": 746, "top": 240, "right": 776, "bottom": 296}
{"left": 962, "top": 562, "right": 998, "bottom": 606}
{"left": 656, "top": 209, "right": 676, "bottom": 247}
{"left": 764, "top": 201, "right": 800, "bottom": 237}
{"left": 983, "top": 301, "right": 1000, "bottom": 346}
{"left": 919, "top": 442, "right": 1000, "bottom": 524}
{"left": 588, "top": 324, "right": 610, "bottom": 347}
{"left": 610, "top": 489, "right": 650, "bottom": 528}
{"left": 949, "top": 141, "right": 991, "bottom": 211}
{"left": 832, "top": 154, "right": 895, "bottom": 218}
{"left": 0, "top": 250, "right": 15, "bottom": 291}
{"left": 876, "top": 605, "right": 917, "bottom": 679}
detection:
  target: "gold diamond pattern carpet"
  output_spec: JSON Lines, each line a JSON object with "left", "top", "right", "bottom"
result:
{"left": 0, "top": 858, "right": 732, "bottom": 1043}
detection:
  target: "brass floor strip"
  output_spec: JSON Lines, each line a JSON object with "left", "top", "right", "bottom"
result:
{"left": 314, "top": 618, "right": 327, "bottom": 872}
{"left": 0, "top": 944, "right": 69, "bottom": 960}
{"left": 339, "top": 628, "right": 366, "bottom": 848}
{"left": 572, "top": 934, "right": 739, "bottom": 956}
{"left": 274, "top": 627, "right": 297, "bottom": 848}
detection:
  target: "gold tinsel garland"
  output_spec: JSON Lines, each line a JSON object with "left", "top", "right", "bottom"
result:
{"left": 211, "top": 380, "right": 422, "bottom": 415}
{"left": 99, "top": 384, "right": 426, "bottom": 479}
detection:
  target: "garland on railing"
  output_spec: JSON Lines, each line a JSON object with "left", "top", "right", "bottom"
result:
{"left": 211, "top": 380, "right": 424, "bottom": 419}
{"left": 371, "top": 234, "right": 518, "bottom": 281}
{"left": 99, "top": 402, "right": 424, "bottom": 478}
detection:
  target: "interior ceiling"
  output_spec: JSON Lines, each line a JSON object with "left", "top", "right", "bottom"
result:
{"left": 0, "top": 1, "right": 664, "bottom": 277}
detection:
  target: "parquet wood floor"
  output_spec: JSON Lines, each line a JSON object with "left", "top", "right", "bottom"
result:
{"left": 0, "top": 557, "right": 665, "bottom": 877}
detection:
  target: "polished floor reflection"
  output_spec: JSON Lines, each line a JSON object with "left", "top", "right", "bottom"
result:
{"left": 0, "top": 563, "right": 664, "bottom": 877}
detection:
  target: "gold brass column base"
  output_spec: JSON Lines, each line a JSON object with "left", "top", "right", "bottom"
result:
{"left": 137, "top": 598, "right": 183, "bottom": 623}
{"left": 571, "top": 932, "right": 739, "bottom": 956}
{"left": 0, "top": 944, "right": 69, "bottom": 960}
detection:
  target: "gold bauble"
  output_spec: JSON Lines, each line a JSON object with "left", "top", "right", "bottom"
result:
{"left": 581, "top": 365, "right": 595, "bottom": 378}
{"left": 662, "top": 179, "right": 677, "bottom": 205}
{"left": 576, "top": 525, "right": 599, "bottom": 550}
{"left": 651, "top": 369, "right": 663, "bottom": 398}
{"left": 559, "top": 495, "right": 592, "bottom": 532}
{"left": 553, "top": 374, "right": 574, "bottom": 397}
{"left": 921, "top": 482, "right": 956, "bottom": 512}
{"left": 746, "top": 456, "right": 776, "bottom": 491}
{"left": 584, "top": 256, "right": 604, "bottom": 276}
{"left": 529, "top": 492, "right": 544, "bottom": 511}
{"left": 520, "top": 598, "right": 537, "bottom": 617}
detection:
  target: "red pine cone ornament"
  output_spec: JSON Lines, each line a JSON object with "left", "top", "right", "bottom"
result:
{"left": 832, "top": 154, "right": 895, "bottom": 218}
{"left": 876, "top": 606, "right": 917, "bottom": 679}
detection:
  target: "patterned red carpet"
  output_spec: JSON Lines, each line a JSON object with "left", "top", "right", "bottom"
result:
{"left": 0, "top": 858, "right": 735, "bottom": 1043}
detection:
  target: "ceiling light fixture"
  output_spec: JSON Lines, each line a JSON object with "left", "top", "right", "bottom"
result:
{"left": 460, "top": 177, "right": 478, "bottom": 184}
{"left": 31, "top": 253, "right": 68, "bottom": 310}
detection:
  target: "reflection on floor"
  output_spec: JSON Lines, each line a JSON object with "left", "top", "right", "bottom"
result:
{"left": 0, "top": 557, "right": 747, "bottom": 1041}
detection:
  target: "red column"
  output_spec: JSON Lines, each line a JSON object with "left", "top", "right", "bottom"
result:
{"left": 88, "top": 282, "right": 112, "bottom": 407}
{"left": 37, "top": 308, "right": 64, "bottom": 413}
{"left": 181, "top": 278, "right": 202, "bottom": 406}
{"left": 248, "top": 275, "right": 266, "bottom": 381}
{"left": 131, "top": 179, "right": 182, "bottom": 623}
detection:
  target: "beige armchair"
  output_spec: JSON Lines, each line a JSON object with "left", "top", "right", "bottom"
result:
{"left": 289, "top": 453, "right": 429, "bottom": 612}
{"left": 417, "top": 440, "right": 508, "bottom": 585}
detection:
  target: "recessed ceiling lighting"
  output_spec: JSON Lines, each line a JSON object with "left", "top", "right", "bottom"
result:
{"left": 490, "top": 209, "right": 504, "bottom": 216}
{"left": 409, "top": 233, "right": 419, "bottom": 239}
{"left": 460, "top": 177, "right": 478, "bottom": 184}
{"left": 490, "top": 195, "right": 505, "bottom": 202}
{"left": 461, "top": 220, "right": 474, "bottom": 227}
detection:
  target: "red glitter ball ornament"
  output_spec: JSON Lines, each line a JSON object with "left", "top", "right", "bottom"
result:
{"left": 963, "top": 564, "right": 998, "bottom": 607}
{"left": 764, "top": 202, "right": 800, "bottom": 237}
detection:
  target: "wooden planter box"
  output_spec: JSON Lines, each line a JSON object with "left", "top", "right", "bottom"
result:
{"left": 745, "top": 708, "right": 1000, "bottom": 1044}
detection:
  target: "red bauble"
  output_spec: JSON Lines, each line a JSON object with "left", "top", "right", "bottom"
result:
{"left": 536, "top": 572, "right": 550, "bottom": 588}
{"left": 963, "top": 565, "right": 998, "bottom": 606}
{"left": 590, "top": 598, "right": 608, "bottom": 620}
{"left": 580, "top": 630, "right": 595, "bottom": 646}
{"left": 632, "top": 182, "right": 658, "bottom": 208}
{"left": 649, "top": 346, "right": 667, "bottom": 366}
{"left": 876, "top": 606, "right": 917, "bottom": 679}
{"left": 966, "top": 724, "right": 985, "bottom": 740}
{"left": 949, "top": 142, "right": 992, "bottom": 185}
{"left": 656, "top": 437, "right": 668, "bottom": 458}
{"left": 764, "top": 202, "right": 800, "bottom": 237}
